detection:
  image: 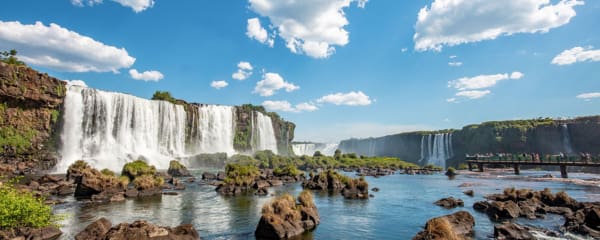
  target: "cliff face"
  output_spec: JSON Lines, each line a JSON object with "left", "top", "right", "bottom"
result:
{"left": 0, "top": 62, "right": 66, "bottom": 173}
{"left": 233, "top": 104, "right": 295, "bottom": 156}
{"left": 339, "top": 117, "right": 600, "bottom": 167}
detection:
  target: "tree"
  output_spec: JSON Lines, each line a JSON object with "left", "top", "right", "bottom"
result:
{"left": 313, "top": 151, "right": 323, "bottom": 157}
{"left": 1, "top": 49, "right": 25, "bottom": 65}
{"left": 151, "top": 91, "right": 177, "bottom": 104}
{"left": 334, "top": 149, "right": 342, "bottom": 160}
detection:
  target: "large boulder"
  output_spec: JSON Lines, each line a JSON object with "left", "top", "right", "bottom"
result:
{"left": 0, "top": 226, "right": 62, "bottom": 240}
{"left": 434, "top": 197, "right": 464, "bottom": 209}
{"left": 67, "top": 161, "right": 126, "bottom": 200}
{"left": 76, "top": 219, "right": 200, "bottom": 240}
{"left": 167, "top": 160, "right": 191, "bottom": 177}
{"left": 487, "top": 200, "right": 520, "bottom": 220}
{"left": 494, "top": 222, "right": 534, "bottom": 240}
{"left": 255, "top": 191, "right": 319, "bottom": 239}
{"left": 413, "top": 211, "right": 475, "bottom": 240}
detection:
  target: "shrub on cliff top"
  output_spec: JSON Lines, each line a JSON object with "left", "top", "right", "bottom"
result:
{"left": 1, "top": 49, "right": 25, "bottom": 66}
{"left": 0, "top": 183, "right": 54, "bottom": 229}
{"left": 122, "top": 160, "right": 157, "bottom": 181}
{"left": 151, "top": 91, "right": 177, "bottom": 104}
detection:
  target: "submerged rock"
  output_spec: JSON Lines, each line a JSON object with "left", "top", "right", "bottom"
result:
{"left": 435, "top": 197, "right": 464, "bottom": 209}
{"left": 412, "top": 211, "right": 475, "bottom": 240}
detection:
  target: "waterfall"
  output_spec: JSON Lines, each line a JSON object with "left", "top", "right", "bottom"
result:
{"left": 561, "top": 124, "right": 574, "bottom": 155}
{"left": 57, "top": 86, "right": 279, "bottom": 172}
{"left": 254, "top": 111, "right": 278, "bottom": 154}
{"left": 292, "top": 143, "right": 339, "bottom": 156}
{"left": 419, "top": 133, "right": 453, "bottom": 168}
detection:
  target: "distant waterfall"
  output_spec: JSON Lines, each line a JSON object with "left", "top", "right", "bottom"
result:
{"left": 419, "top": 133, "right": 453, "bottom": 168}
{"left": 254, "top": 111, "right": 278, "bottom": 154}
{"left": 561, "top": 124, "right": 574, "bottom": 155}
{"left": 293, "top": 143, "right": 339, "bottom": 156}
{"left": 58, "top": 86, "right": 277, "bottom": 172}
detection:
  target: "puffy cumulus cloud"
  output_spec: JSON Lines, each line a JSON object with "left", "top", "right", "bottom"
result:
{"left": 576, "top": 92, "right": 600, "bottom": 100}
{"left": 552, "top": 46, "right": 600, "bottom": 65}
{"left": 317, "top": 91, "right": 372, "bottom": 106}
{"left": 71, "top": 0, "right": 154, "bottom": 12}
{"left": 455, "top": 90, "right": 491, "bottom": 99}
{"left": 232, "top": 61, "right": 253, "bottom": 81}
{"left": 246, "top": 18, "right": 274, "bottom": 47}
{"left": 448, "top": 72, "right": 522, "bottom": 90}
{"left": 414, "top": 0, "right": 584, "bottom": 51}
{"left": 262, "top": 100, "right": 318, "bottom": 113}
{"left": 129, "top": 69, "right": 163, "bottom": 81}
{"left": 253, "top": 72, "right": 299, "bottom": 97}
{"left": 248, "top": 0, "right": 366, "bottom": 58}
{"left": 210, "top": 80, "right": 229, "bottom": 89}
{"left": 448, "top": 61, "right": 463, "bottom": 67}
{"left": 0, "top": 21, "right": 135, "bottom": 73}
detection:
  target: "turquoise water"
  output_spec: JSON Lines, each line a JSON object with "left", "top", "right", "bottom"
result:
{"left": 55, "top": 170, "right": 600, "bottom": 239}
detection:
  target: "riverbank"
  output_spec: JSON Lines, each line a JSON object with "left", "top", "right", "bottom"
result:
{"left": 458, "top": 169, "right": 600, "bottom": 188}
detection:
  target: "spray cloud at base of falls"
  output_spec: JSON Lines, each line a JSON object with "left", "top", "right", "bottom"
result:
{"left": 292, "top": 143, "right": 339, "bottom": 156}
{"left": 419, "top": 133, "right": 453, "bottom": 168}
{"left": 57, "top": 86, "right": 280, "bottom": 172}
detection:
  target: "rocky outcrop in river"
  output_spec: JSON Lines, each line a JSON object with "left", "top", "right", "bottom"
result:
{"left": 413, "top": 211, "right": 475, "bottom": 240}
{"left": 255, "top": 191, "right": 319, "bottom": 239}
{"left": 75, "top": 218, "right": 200, "bottom": 240}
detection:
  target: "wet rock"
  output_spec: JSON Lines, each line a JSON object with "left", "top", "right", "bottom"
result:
{"left": 255, "top": 191, "right": 319, "bottom": 239}
{"left": 413, "top": 211, "right": 475, "bottom": 240}
{"left": 167, "top": 160, "right": 191, "bottom": 177}
{"left": 163, "top": 191, "right": 179, "bottom": 196}
{"left": 494, "top": 222, "right": 534, "bottom": 240}
{"left": 216, "top": 171, "right": 226, "bottom": 181}
{"left": 371, "top": 187, "right": 380, "bottom": 192}
{"left": 434, "top": 197, "right": 464, "bottom": 209}
{"left": 487, "top": 200, "right": 520, "bottom": 220}
{"left": 255, "top": 188, "right": 268, "bottom": 196}
{"left": 463, "top": 189, "right": 474, "bottom": 197}
{"left": 268, "top": 180, "right": 283, "bottom": 186}
{"left": 75, "top": 217, "right": 112, "bottom": 240}
{"left": 77, "top": 220, "right": 200, "bottom": 240}
{"left": 201, "top": 172, "right": 216, "bottom": 180}
{"left": 0, "top": 226, "right": 62, "bottom": 240}
{"left": 125, "top": 189, "right": 139, "bottom": 198}
{"left": 253, "top": 180, "right": 270, "bottom": 189}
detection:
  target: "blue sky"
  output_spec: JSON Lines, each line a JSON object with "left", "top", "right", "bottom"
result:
{"left": 1, "top": 0, "right": 599, "bottom": 142}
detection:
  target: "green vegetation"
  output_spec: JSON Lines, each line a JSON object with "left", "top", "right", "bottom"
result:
{"left": 121, "top": 159, "right": 157, "bottom": 181}
{"left": 234, "top": 129, "right": 250, "bottom": 150}
{"left": 54, "top": 84, "right": 66, "bottom": 97}
{"left": 151, "top": 91, "right": 178, "bottom": 104}
{"left": 169, "top": 160, "right": 185, "bottom": 170}
{"left": 457, "top": 163, "right": 468, "bottom": 170}
{"left": 100, "top": 168, "right": 115, "bottom": 176}
{"left": 423, "top": 164, "right": 443, "bottom": 171}
{"left": 50, "top": 109, "right": 60, "bottom": 124}
{"left": 273, "top": 164, "right": 302, "bottom": 177}
{"left": 0, "top": 49, "right": 25, "bottom": 66}
{"left": 0, "top": 126, "right": 37, "bottom": 154}
{"left": 224, "top": 163, "right": 260, "bottom": 186}
{"left": 132, "top": 174, "right": 164, "bottom": 190}
{"left": 0, "top": 182, "right": 55, "bottom": 229}
{"left": 0, "top": 102, "right": 6, "bottom": 123}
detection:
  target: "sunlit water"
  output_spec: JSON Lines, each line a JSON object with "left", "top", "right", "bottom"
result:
{"left": 54, "top": 170, "right": 600, "bottom": 239}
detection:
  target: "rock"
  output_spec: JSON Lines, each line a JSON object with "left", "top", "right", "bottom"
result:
{"left": 255, "top": 188, "right": 268, "bottom": 196}
{"left": 371, "top": 187, "right": 380, "bottom": 192}
{"left": 215, "top": 183, "right": 247, "bottom": 196}
{"left": 78, "top": 220, "right": 200, "bottom": 240}
{"left": 174, "top": 183, "right": 186, "bottom": 190}
{"left": 268, "top": 180, "right": 283, "bottom": 186}
{"left": 434, "top": 197, "right": 464, "bottom": 209}
{"left": 217, "top": 171, "right": 226, "bottom": 181}
{"left": 167, "top": 160, "right": 192, "bottom": 177}
{"left": 255, "top": 191, "right": 319, "bottom": 239}
{"left": 125, "top": 189, "right": 139, "bottom": 198}
{"left": 201, "top": 172, "right": 216, "bottom": 180}
{"left": 413, "top": 211, "right": 475, "bottom": 240}
{"left": 463, "top": 189, "right": 474, "bottom": 197}
{"left": 487, "top": 200, "right": 520, "bottom": 220}
{"left": 75, "top": 217, "right": 112, "bottom": 240}
{"left": 253, "top": 180, "right": 270, "bottom": 189}
{"left": 494, "top": 222, "right": 534, "bottom": 240}
{"left": 163, "top": 191, "right": 179, "bottom": 196}
{"left": 0, "top": 226, "right": 62, "bottom": 240}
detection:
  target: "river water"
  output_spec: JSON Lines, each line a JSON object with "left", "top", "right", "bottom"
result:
{"left": 54, "top": 170, "right": 600, "bottom": 239}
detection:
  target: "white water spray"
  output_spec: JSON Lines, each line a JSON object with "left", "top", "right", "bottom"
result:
{"left": 419, "top": 133, "right": 453, "bottom": 168}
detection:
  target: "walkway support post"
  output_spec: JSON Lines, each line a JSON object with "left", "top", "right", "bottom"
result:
{"left": 560, "top": 165, "right": 568, "bottom": 178}
{"left": 478, "top": 163, "right": 484, "bottom": 172}
{"left": 513, "top": 164, "right": 520, "bottom": 175}
{"left": 468, "top": 163, "right": 473, "bottom": 171}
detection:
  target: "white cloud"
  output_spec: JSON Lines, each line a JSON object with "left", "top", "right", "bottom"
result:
{"left": 248, "top": 0, "right": 366, "bottom": 58}
{"left": 510, "top": 71, "right": 524, "bottom": 79}
{"left": 246, "top": 18, "right": 274, "bottom": 47}
{"left": 71, "top": 0, "right": 154, "bottom": 12}
{"left": 551, "top": 46, "right": 600, "bottom": 65}
{"left": 129, "top": 69, "right": 163, "bottom": 81}
{"left": 0, "top": 21, "right": 135, "bottom": 73}
{"left": 253, "top": 72, "right": 299, "bottom": 97}
{"left": 576, "top": 92, "right": 600, "bottom": 100}
{"left": 64, "top": 79, "right": 88, "bottom": 87}
{"left": 456, "top": 90, "right": 491, "bottom": 99}
{"left": 262, "top": 100, "right": 318, "bottom": 113}
{"left": 446, "top": 98, "right": 456, "bottom": 103}
{"left": 356, "top": 0, "right": 368, "bottom": 8}
{"left": 449, "top": 55, "right": 457, "bottom": 59}
{"left": 317, "top": 91, "right": 372, "bottom": 106}
{"left": 232, "top": 61, "right": 254, "bottom": 81}
{"left": 414, "top": 0, "right": 584, "bottom": 51}
{"left": 448, "top": 61, "right": 463, "bottom": 67}
{"left": 210, "top": 80, "right": 229, "bottom": 89}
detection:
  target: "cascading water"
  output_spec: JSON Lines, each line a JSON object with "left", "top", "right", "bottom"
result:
{"left": 58, "top": 86, "right": 188, "bottom": 171}
{"left": 254, "top": 111, "right": 278, "bottom": 154}
{"left": 57, "top": 85, "right": 278, "bottom": 172}
{"left": 561, "top": 124, "right": 574, "bottom": 155}
{"left": 419, "top": 133, "right": 453, "bottom": 168}
{"left": 292, "top": 143, "right": 339, "bottom": 156}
